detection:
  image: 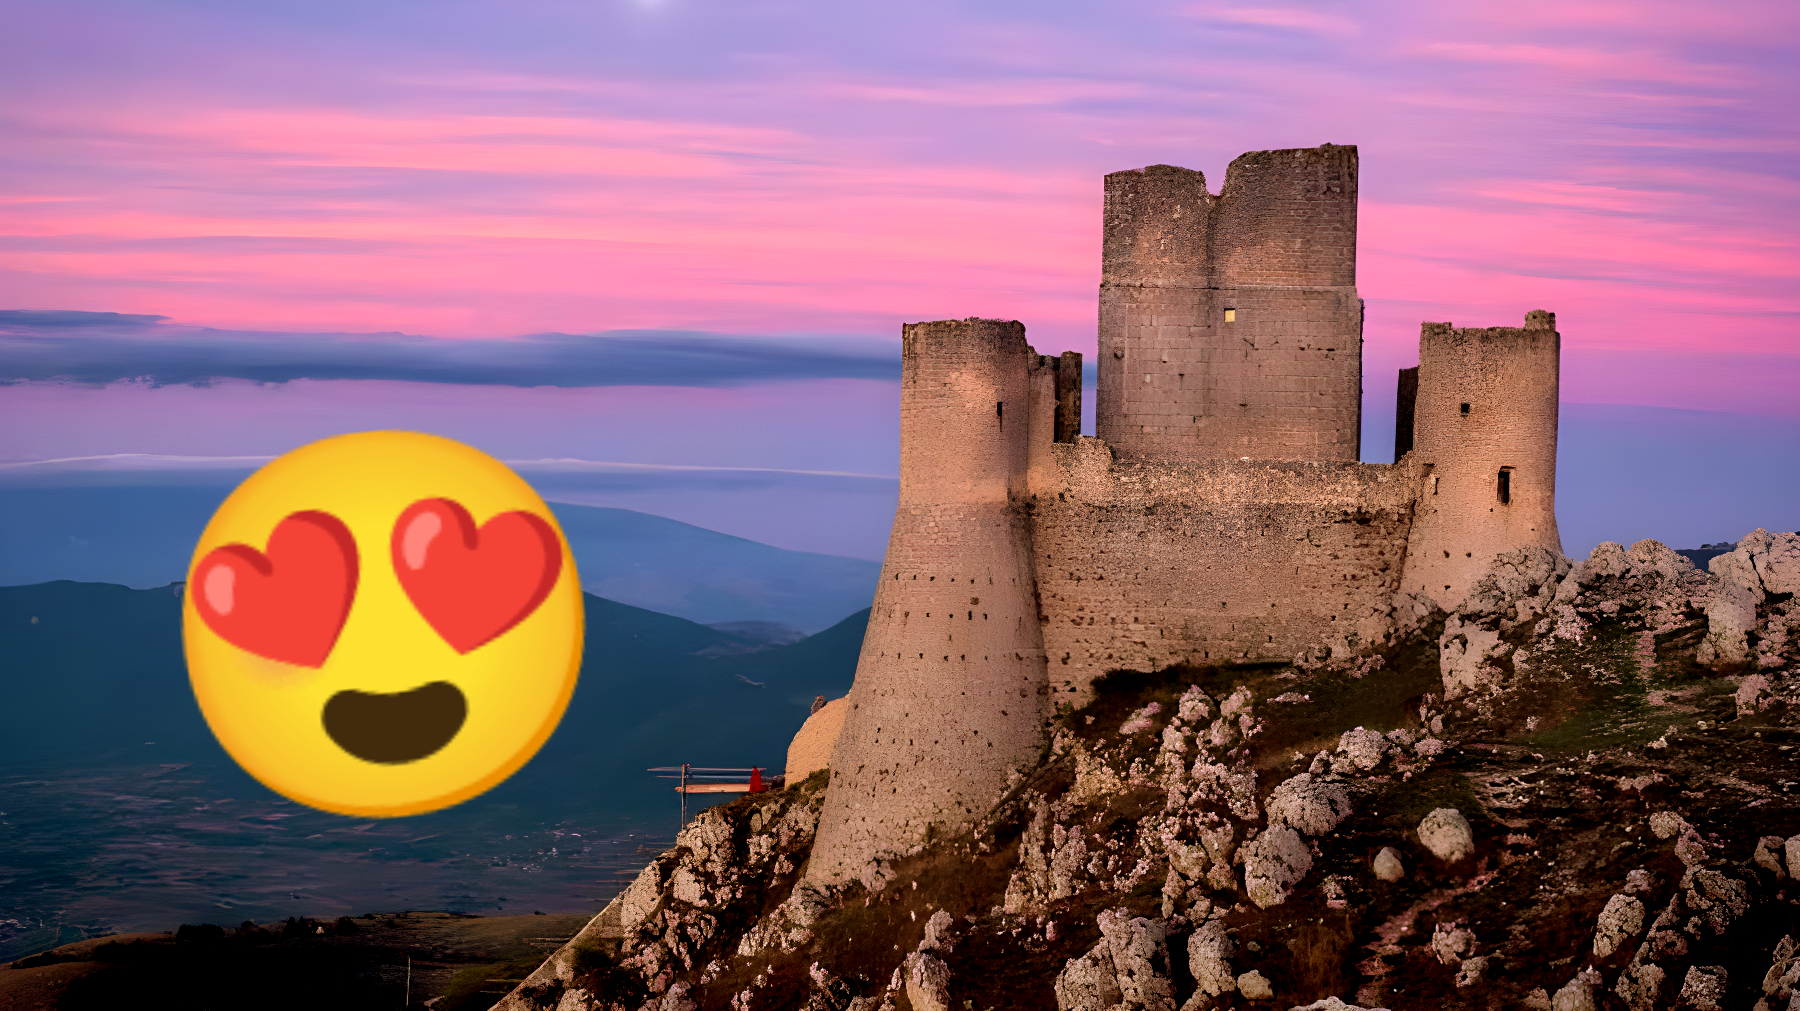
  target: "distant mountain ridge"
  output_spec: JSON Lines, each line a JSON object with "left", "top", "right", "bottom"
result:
{"left": 549, "top": 503, "right": 878, "bottom": 632}
{"left": 0, "top": 579, "right": 868, "bottom": 955}
{"left": 0, "top": 579, "right": 865, "bottom": 774}
{"left": 0, "top": 486, "right": 879, "bottom": 632}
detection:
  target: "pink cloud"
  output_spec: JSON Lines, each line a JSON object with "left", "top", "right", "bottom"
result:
{"left": 0, "top": 0, "right": 1792, "bottom": 392}
{"left": 1182, "top": 6, "right": 1363, "bottom": 35}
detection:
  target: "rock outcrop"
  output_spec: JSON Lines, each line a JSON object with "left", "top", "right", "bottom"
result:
{"left": 495, "top": 533, "right": 1800, "bottom": 1011}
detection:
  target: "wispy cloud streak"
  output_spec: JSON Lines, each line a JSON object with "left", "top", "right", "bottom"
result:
{"left": 0, "top": 311, "right": 895, "bottom": 387}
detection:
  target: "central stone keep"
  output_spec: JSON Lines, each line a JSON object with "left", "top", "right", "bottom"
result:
{"left": 805, "top": 318, "right": 1054, "bottom": 887}
{"left": 1098, "top": 146, "right": 1363, "bottom": 464}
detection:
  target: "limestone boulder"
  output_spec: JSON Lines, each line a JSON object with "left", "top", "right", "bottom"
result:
{"left": 1454, "top": 955, "right": 1490, "bottom": 988}
{"left": 1418, "top": 808, "right": 1474, "bottom": 863}
{"left": 1335, "top": 728, "right": 1389, "bottom": 772}
{"left": 1220, "top": 686, "right": 1255, "bottom": 720}
{"left": 1764, "top": 935, "right": 1799, "bottom": 1004}
{"left": 1556, "top": 542, "right": 1629, "bottom": 604}
{"left": 905, "top": 951, "right": 952, "bottom": 1011}
{"left": 1683, "top": 869, "right": 1749, "bottom": 936}
{"left": 1429, "top": 921, "right": 1474, "bottom": 965}
{"left": 1189, "top": 760, "right": 1260, "bottom": 821}
{"left": 1098, "top": 908, "right": 1176, "bottom": 1010}
{"left": 1054, "top": 943, "right": 1122, "bottom": 1011}
{"left": 1626, "top": 538, "right": 1690, "bottom": 583}
{"left": 1236, "top": 970, "right": 1272, "bottom": 1000}
{"left": 1703, "top": 549, "right": 1764, "bottom": 664}
{"left": 1461, "top": 545, "right": 1569, "bottom": 619}
{"left": 921, "top": 909, "right": 956, "bottom": 953}
{"left": 1675, "top": 828, "right": 1708, "bottom": 868}
{"left": 1186, "top": 919, "right": 1235, "bottom": 997}
{"left": 1121, "top": 702, "right": 1164, "bottom": 735}
{"left": 1649, "top": 810, "right": 1690, "bottom": 839}
{"left": 1592, "top": 893, "right": 1646, "bottom": 958}
{"left": 1243, "top": 825, "right": 1313, "bottom": 909}
{"left": 1745, "top": 528, "right": 1800, "bottom": 595}
{"left": 1615, "top": 961, "right": 1666, "bottom": 1011}
{"left": 1675, "top": 965, "right": 1727, "bottom": 1011}
{"left": 655, "top": 982, "right": 697, "bottom": 1011}
{"left": 1177, "top": 686, "right": 1216, "bottom": 723}
{"left": 1055, "top": 908, "right": 1176, "bottom": 1011}
{"left": 1265, "top": 773, "right": 1352, "bottom": 836}
{"left": 1439, "top": 617, "right": 1507, "bottom": 700}
{"left": 1551, "top": 966, "right": 1601, "bottom": 1011}
{"left": 1754, "top": 836, "right": 1788, "bottom": 878}
{"left": 1739, "top": 674, "right": 1772, "bottom": 715}
{"left": 618, "top": 856, "right": 673, "bottom": 933}
{"left": 1372, "top": 847, "right": 1405, "bottom": 882}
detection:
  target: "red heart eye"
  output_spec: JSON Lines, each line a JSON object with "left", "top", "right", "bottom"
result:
{"left": 193, "top": 510, "right": 359, "bottom": 668}
{"left": 391, "top": 498, "right": 563, "bottom": 654}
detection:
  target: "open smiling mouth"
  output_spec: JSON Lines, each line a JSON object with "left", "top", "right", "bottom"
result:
{"left": 322, "top": 681, "right": 467, "bottom": 764}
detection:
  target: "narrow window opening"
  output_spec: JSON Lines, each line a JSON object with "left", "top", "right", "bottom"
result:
{"left": 1460, "top": 402, "right": 1471, "bottom": 415}
{"left": 996, "top": 401, "right": 1003, "bottom": 428}
{"left": 1432, "top": 475, "right": 1440, "bottom": 495}
{"left": 1223, "top": 308, "right": 1237, "bottom": 322}
{"left": 1497, "top": 467, "right": 1512, "bottom": 505}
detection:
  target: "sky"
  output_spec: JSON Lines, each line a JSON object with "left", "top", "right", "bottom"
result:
{"left": 1, "top": 0, "right": 1796, "bottom": 560}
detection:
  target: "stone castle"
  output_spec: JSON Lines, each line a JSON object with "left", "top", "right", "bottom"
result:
{"left": 804, "top": 144, "right": 1564, "bottom": 886}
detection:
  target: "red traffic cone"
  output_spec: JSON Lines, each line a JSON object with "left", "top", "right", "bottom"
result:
{"left": 748, "top": 766, "right": 766, "bottom": 793}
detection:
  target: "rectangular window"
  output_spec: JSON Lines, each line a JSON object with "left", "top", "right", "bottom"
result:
{"left": 1223, "top": 308, "right": 1236, "bottom": 322}
{"left": 1497, "top": 468, "right": 1512, "bottom": 505}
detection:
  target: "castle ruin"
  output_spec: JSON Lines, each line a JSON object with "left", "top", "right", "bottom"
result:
{"left": 806, "top": 144, "right": 1563, "bottom": 886}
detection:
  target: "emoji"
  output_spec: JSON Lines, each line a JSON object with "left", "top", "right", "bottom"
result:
{"left": 183, "top": 431, "right": 583, "bottom": 817}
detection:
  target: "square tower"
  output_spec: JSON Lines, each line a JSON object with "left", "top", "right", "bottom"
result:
{"left": 1096, "top": 145, "right": 1363, "bottom": 463}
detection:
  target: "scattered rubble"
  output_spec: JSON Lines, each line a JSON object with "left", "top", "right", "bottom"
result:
{"left": 1235, "top": 968, "right": 1272, "bottom": 1000}
{"left": 1372, "top": 847, "right": 1405, "bottom": 883}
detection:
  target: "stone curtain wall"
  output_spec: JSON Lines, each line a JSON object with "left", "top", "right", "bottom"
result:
{"left": 1028, "top": 439, "right": 1424, "bottom": 701}
{"left": 1399, "top": 312, "right": 1563, "bottom": 610}
{"left": 806, "top": 319, "right": 1053, "bottom": 889}
{"left": 1097, "top": 147, "right": 1362, "bottom": 465}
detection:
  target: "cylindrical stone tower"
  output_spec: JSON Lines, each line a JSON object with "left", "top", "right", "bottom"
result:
{"left": 805, "top": 318, "right": 1051, "bottom": 889}
{"left": 1399, "top": 310, "right": 1562, "bottom": 609}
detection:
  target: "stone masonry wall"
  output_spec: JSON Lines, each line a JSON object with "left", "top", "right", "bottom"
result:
{"left": 1028, "top": 438, "right": 1425, "bottom": 701}
{"left": 806, "top": 319, "right": 1053, "bottom": 889}
{"left": 1209, "top": 145, "right": 1358, "bottom": 289}
{"left": 1097, "top": 146, "right": 1362, "bottom": 466}
{"left": 1399, "top": 311, "right": 1562, "bottom": 610}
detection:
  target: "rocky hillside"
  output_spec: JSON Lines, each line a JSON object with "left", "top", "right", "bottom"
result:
{"left": 497, "top": 531, "right": 1800, "bottom": 1011}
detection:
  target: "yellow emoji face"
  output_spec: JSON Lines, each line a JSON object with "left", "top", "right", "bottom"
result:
{"left": 183, "top": 431, "right": 583, "bottom": 817}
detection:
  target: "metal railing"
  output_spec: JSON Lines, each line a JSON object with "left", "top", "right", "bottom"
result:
{"left": 647, "top": 764, "right": 776, "bottom": 823}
